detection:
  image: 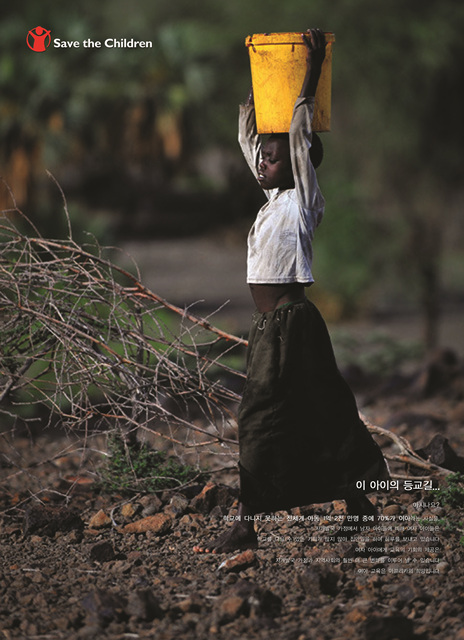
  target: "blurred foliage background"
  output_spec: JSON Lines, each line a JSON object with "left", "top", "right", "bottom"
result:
{"left": 1, "top": 0, "right": 464, "bottom": 350}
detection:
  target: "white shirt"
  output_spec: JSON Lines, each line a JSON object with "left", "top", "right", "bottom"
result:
{"left": 238, "top": 96, "right": 325, "bottom": 285}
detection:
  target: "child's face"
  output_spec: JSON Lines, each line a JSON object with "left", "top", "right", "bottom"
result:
{"left": 258, "top": 138, "right": 294, "bottom": 190}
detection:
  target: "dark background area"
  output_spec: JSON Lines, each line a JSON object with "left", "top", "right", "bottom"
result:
{"left": 1, "top": 0, "right": 464, "bottom": 350}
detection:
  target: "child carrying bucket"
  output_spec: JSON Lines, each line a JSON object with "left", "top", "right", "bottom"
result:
{"left": 194, "top": 29, "right": 389, "bottom": 554}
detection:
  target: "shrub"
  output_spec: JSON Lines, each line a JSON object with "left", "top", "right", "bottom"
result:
{"left": 99, "top": 432, "right": 207, "bottom": 494}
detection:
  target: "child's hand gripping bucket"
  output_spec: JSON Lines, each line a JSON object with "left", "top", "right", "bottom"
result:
{"left": 245, "top": 31, "right": 335, "bottom": 134}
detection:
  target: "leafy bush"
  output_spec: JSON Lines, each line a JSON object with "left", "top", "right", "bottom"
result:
{"left": 434, "top": 472, "right": 464, "bottom": 509}
{"left": 426, "top": 473, "right": 464, "bottom": 547}
{"left": 99, "top": 432, "right": 207, "bottom": 494}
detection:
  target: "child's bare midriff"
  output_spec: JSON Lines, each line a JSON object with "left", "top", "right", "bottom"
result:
{"left": 249, "top": 282, "right": 306, "bottom": 313}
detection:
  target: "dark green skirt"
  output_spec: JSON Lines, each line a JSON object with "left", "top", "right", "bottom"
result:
{"left": 238, "top": 299, "right": 388, "bottom": 512}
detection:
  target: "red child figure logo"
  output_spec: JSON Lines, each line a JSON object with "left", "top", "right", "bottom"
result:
{"left": 27, "top": 27, "right": 52, "bottom": 52}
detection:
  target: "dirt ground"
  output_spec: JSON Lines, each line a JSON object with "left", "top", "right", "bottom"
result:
{"left": 2, "top": 345, "right": 464, "bottom": 639}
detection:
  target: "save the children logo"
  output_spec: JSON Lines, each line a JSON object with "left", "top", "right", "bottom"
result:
{"left": 26, "top": 26, "right": 153, "bottom": 51}
{"left": 27, "top": 27, "right": 52, "bottom": 52}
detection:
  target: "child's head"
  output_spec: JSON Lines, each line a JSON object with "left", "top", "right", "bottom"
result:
{"left": 258, "top": 132, "right": 323, "bottom": 190}
{"left": 258, "top": 135, "right": 294, "bottom": 190}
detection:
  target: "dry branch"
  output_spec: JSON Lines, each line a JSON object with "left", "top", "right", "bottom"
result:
{"left": 0, "top": 205, "right": 245, "bottom": 481}
{"left": 359, "top": 412, "right": 453, "bottom": 478}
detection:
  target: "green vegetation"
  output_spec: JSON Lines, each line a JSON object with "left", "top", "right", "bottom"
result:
{"left": 427, "top": 473, "right": 464, "bottom": 547}
{"left": 434, "top": 472, "right": 464, "bottom": 510}
{"left": 99, "top": 432, "right": 206, "bottom": 494}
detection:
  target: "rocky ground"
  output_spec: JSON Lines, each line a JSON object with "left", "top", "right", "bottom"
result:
{"left": 2, "top": 348, "right": 464, "bottom": 640}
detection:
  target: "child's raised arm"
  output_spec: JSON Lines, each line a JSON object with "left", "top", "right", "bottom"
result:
{"left": 299, "top": 28, "right": 326, "bottom": 98}
{"left": 288, "top": 29, "right": 326, "bottom": 213}
{"left": 239, "top": 87, "right": 270, "bottom": 195}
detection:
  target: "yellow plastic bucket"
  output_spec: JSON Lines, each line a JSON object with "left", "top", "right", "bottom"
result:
{"left": 245, "top": 32, "right": 335, "bottom": 133}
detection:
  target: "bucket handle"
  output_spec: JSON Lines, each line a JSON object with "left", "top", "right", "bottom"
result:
{"left": 245, "top": 33, "right": 335, "bottom": 50}
{"left": 246, "top": 39, "right": 303, "bottom": 50}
